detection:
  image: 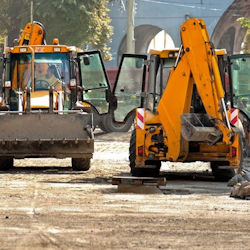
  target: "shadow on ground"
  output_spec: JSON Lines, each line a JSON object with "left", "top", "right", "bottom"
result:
{"left": 0, "top": 166, "right": 231, "bottom": 196}
{"left": 0, "top": 166, "right": 82, "bottom": 175}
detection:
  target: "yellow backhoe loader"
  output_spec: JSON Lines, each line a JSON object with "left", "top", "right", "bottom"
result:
{"left": 122, "top": 18, "right": 245, "bottom": 180}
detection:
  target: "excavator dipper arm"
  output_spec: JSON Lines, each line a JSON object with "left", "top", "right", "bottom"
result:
{"left": 156, "top": 19, "right": 240, "bottom": 164}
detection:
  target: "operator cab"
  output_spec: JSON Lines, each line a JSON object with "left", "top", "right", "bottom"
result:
{"left": 4, "top": 49, "right": 71, "bottom": 111}
{"left": 10, "top": 52, "right": 69, "bottom": 90}
{"left": 229, "top": 54, "right": 250, "bottom": 117}
{"left": 76, "top": 49, "right": 179, "bottom": 126}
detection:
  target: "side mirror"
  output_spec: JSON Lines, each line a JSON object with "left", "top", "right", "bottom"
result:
{"left": 4, "top": 80, "right": 12, "bottom": 89}
{"left": 83, "top": 55, "right": 90, "bottom": 65}
{"left": 69, "top": 78, "right": 76, "bottom": 88}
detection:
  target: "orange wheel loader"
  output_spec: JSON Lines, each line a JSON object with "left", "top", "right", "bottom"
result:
{"left": 0, "top": 22, "right": 95, "bottom": 170}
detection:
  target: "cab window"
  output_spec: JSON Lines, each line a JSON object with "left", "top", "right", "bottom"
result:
{"left": 230, "top": 55, "right": 250, "bottom": 116}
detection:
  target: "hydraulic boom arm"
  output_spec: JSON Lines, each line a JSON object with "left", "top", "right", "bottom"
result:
{"left": 156, "top": 19, "right": 238, "bottom": 161}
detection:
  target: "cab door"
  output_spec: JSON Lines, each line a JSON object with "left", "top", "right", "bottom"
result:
{"left": 77, "top": 50, "right": 110, "bottom": 114}
{"left": 112, "top": 54, "right": 147, "bottom": 122}
{"left": 77, "top": 51, "right": 147, "bottom": 131}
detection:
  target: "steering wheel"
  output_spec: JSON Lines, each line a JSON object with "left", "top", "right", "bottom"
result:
{"left": 35, "top": 80, "right": 50, "bottom": 90}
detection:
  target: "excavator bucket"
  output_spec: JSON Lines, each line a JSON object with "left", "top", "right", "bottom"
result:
{"left": 0, "top": 112, "right": 93, "bottom": 159}
{"left": 181, "top": 113, "right": 222, "bottom": 143}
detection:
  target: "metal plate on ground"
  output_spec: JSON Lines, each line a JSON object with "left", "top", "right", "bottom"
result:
{"left": 112, "top": 174, "right": 166, "bottom": 186}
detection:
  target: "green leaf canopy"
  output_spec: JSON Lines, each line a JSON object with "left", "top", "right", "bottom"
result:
{"left": 0, "top": 0, "right": 113, "bottom": 60}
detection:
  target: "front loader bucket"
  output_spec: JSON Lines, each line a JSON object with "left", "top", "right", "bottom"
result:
{"left": 0, "top": 112, "right": 94, "bottom": 159}
{"left": 181, "top": 113, "right": 222, "bottom": 143}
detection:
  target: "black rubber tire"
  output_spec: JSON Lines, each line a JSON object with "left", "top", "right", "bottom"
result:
{"left": 91, "top": 108, "right": 101, "bottom": 132}
{"left": 72, "top": 158, "right": 91, "bottom": 171}
{"left": 240, "top": 134, "right": 248, "bottom": 171}
{"left": 98, "top": 119, "right": 110, "bottom": 133}
{"left": 0, "top": 158, "right": 14, "bottom": 170}
{"left": 211, "top": 132, "right": 247, "bottom": 181}
{"left": 101, "top": 112, "right": 135, "bottom": 132}
{"left": 129, "top": 129, "right": 160, "bottom": 177}
{"left": 211, "top": 162, "right": 236, "bottom": 182}
{"left": 238, "top": 112, "right": 249, "bottom": 157}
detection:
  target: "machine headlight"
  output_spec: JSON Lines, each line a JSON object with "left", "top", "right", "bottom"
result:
{"left": 19, "top": 47, "right": 27, "bottom": 52}
{"left": 70, "top": 79, "right": 76, "bottom": 88}
{"left": 4, "top": 81, "right": 11, "bottom": 88}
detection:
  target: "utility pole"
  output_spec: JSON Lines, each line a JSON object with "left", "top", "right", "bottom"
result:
{"left": 126, "top": 0, "right": 135, "bottom": 53}
{"left": 31, "top": 0, "right": 33, "bottom": 23}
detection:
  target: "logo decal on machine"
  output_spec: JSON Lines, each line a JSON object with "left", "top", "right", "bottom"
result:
{"left": 136, "top": 108, "right": 144, "bottom": 130}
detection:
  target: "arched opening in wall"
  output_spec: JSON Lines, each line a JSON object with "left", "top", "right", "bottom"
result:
{"left": 211, "top": 0, "right": 250, "bottom": 53}
{"left": 217, "top": 27, "right": 235, "bottom": 54}
{"left": 117, "top": 25, "right": 175, "bottom": 65}
{"left": 147, "top": 30, "right": 175, "bottom": 52}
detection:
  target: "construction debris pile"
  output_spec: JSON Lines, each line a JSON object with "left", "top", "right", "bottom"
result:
{"left": 228, "top": 170, "right": 250, "bottom": 200}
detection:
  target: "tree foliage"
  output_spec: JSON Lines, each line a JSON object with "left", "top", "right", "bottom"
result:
{"left": 0, "top": 0, "right": 113, "bottom": 59}
{"left": 237, "top": 17, "right": 250, "bottom": 53}
{"left": 0, "top": 0, "right": 27, "bottom": 47}
{"left": 237, "top": 17, "right": 250, "bottom": 29}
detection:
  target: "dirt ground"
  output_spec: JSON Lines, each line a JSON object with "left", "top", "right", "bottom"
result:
{"left": 0, "top": 130, "right": 249, "bottom": 250}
